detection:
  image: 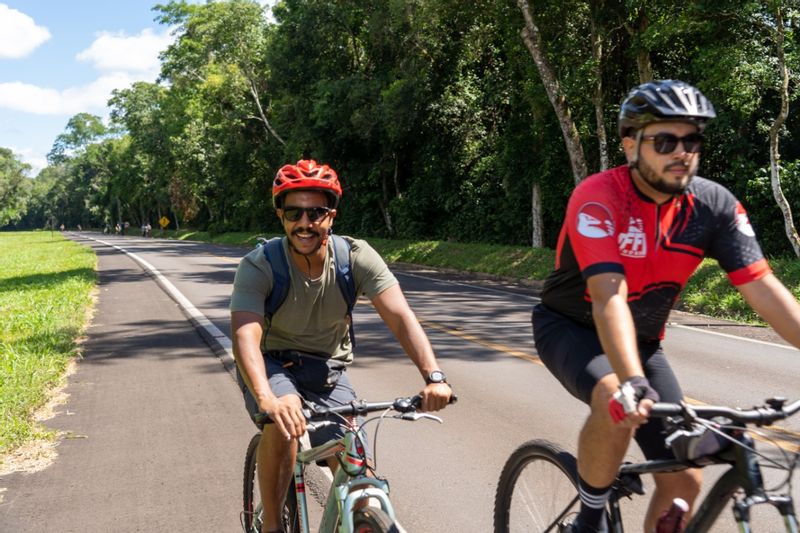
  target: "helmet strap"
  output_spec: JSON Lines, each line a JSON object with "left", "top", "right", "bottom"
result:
{"left": 627, "top": 129, "right": 644, "bottom": 171}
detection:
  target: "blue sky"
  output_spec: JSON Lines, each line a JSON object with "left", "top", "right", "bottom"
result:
{"left": 0, "top": 1, "right": 275, "bottom": 176}
{"left": 0, "top": 1, "right": 179, "bottom": 175}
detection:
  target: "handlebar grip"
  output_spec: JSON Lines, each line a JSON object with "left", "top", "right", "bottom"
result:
{"left": 650, "top": 403, "right": 683, "bottom": 417}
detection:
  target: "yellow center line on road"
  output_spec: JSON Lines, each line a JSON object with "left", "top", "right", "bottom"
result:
{"left": 215, "top": 255, "right": 240, "bottom": 263}
{"left": 418, "top": 317, "right": 541, "bottom": 365}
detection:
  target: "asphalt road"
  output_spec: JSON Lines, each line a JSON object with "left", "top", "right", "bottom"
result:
{"left": 1, "top": 232, "right": 798, "bottom": 532}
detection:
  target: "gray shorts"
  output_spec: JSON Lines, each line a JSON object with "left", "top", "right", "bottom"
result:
{"left": 237, "top": 350, "right": 362, "bottom": 450}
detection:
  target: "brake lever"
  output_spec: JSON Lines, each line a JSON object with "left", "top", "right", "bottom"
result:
{"left": 399, "top": 412, "right": 443, "bottom": 424}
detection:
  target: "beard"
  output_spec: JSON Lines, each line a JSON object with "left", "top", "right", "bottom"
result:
{"left": 636, "top": 157, "right": 697, "bottom": 196}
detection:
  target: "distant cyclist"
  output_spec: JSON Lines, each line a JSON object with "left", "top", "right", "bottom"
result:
{"left": 230, "top": 159, "right": 453, "bottom": 533}
{"left": 532, "top": 80, "right": 800, "bottom": 532}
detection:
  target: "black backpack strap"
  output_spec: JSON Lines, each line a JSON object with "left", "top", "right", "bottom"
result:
{"left": 330, "top": 234, "right": 357, "bottom": 346}
{"left": 262, "top": 237, "right": 290, "bottom": 326}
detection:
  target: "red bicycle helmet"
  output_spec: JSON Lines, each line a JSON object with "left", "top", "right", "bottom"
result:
{"left": 272, "top": 159, "right": 342, "bottom": 209}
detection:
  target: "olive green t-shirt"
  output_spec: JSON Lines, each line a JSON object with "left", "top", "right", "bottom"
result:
{"left": 229, "top": 236, "right": 397, "bottom": 363}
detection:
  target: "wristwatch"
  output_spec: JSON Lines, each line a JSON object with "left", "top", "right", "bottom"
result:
{"left": 425, "top": 370, "right": 447, "bottom": 385}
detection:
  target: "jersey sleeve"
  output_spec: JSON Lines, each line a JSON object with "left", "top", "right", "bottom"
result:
{"left": 229, "top": 247, "right": 274, "bottom": 315}
{"left": 349, "top": 238, "right": 398, "bottom": 299}
{"left": 565, "top": 178, "right": 625, "bottom": 279}
{"left": 707, "top": 194, "right": 770, "bottom": 285}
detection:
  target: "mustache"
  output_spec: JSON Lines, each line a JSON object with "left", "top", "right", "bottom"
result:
{"left": 291, "top": 228, "right": 320, "bottom": 237}
{"left": 664, "top": 162, "right": 690, "bottom": 172}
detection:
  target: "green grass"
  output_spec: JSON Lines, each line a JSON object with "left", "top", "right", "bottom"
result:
{"left": 0, "top": 231, "right": 96, "bottom": 455}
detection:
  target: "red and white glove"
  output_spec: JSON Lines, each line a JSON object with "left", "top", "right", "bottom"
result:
{"left": 608, "top": 376, "right": 660, "bottom": 423}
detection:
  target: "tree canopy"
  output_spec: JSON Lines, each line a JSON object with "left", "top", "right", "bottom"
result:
{"left": 11, "top": 0, "right": 800, "bottom": 258}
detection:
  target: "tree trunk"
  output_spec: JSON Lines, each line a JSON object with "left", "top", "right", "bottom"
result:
{"left": 247, "top": 77, "right": 286, "bottom": 146}
{"left": 380, "top": 167, "right": 395, "bottom": 236}
{"left": 531, "top": 181, "right": 543, "bottom": 248}
{"left": 517, "top": 0, "right": 588, "bottom": 184}
{"left": 625, "top": 9, "right": 653, "bottom": 83}
{"left": 590, "top": 12, "right": 608, "bottom": 171}
{"left": 768, "top": 5, "right": 800, "bottom": 256}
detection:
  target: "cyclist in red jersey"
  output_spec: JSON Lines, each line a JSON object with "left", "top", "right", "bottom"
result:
{"left": 532, "top": 80, "right": 800, "bottom": 532}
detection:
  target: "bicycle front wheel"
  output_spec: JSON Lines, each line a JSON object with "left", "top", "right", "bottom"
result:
{"left": 494, "top": 439, "right": 579, "bottom": 533}
{"left": 242, "top": 433, "right": 300, "bottom": 533}
{"left": 352, "top": 507, "right": 400, "bottom": 533}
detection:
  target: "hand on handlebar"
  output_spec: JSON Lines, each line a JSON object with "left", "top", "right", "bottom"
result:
{"left": 420, "top": 382, "right": 454, "bottom": 412}
{"left": 608, "top": 376, "right": 660, "bottom": 426}
{"left": 262, "top": 395, "right": 307, "bottom": 439}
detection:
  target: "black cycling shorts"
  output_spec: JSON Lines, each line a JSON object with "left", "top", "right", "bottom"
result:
{"left": 532, "top": 303, "right": 683, "bottom": 460}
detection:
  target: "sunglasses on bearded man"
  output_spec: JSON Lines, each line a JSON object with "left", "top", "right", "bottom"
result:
{"left": 640, "top": 132, "right": 704, "bottom": 154}
{"left": 282, "top": 205, "right": 332, "bottom": 222}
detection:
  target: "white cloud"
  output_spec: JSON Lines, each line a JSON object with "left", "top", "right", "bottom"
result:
{"left": 0, "top": 73, "right": 145, "bottom": 115}
{"left": 77, "top": 28, "right": 172, "bottom": 74}
{"left": 10, "top": 146, "right": 47, "bottom": 176}
{"left": 0, "top": 4, "right": 51, "bottom": 59}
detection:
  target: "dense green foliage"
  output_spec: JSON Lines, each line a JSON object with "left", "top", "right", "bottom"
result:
{"left": 0, "top": 232, "right": 95, "bottom": 454}
{"left": 6, "top": 0, "right": 800, "bottom": 257}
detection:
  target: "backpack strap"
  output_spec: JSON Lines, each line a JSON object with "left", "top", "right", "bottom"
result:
{"left": 260, "top": 234, "right": 357, "bottom": 345}
{"left": 330, "top": 234, "right": 357, "bottom": 346}
{"left": 261, "top": 237, "right": 290, "bottom": 326}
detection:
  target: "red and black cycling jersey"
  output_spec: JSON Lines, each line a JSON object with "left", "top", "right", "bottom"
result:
{"left": 541, "top": 165, "right": 770, "bottom": 341}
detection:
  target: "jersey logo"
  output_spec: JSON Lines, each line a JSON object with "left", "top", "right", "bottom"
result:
{"left": 618, "top": 217, "right": 647, "bottom": 258}
{"left": 734, "top": 202, "right": 756, "bottom": 237}
{"left": 576, "top": 202, "right": 615, "bottom": 238}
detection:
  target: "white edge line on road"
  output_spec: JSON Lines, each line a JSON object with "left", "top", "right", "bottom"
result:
{"left": 88, "top": 236, "right": 235, "bottom": 367}
{"left": 669, "top": 323, "right": 797, "bottom": 351}
{"left": 85, "top": 237, "right": 340, "bottom": 486}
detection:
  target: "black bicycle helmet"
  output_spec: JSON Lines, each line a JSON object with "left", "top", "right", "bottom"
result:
{"left": 618, "top": 80, "right": 716, "bottom": 138}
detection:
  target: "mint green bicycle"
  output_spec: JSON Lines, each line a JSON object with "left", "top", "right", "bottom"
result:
{"left": 242, "top": 394, "right": 454, "bottom": 533}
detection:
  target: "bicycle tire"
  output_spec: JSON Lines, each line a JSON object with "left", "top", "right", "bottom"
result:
{"left": 494, "top": 439, "right": 580, "bottom": 533}
{"left": 352, "top": 507, "right": 400, "bottom": 533}
{"left": 242, "top": 432, "right": 300, "bottom": 533}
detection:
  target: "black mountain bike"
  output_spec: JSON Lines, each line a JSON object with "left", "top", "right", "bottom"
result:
{"left": 494, "top": 397, "right": 800, "bottom": 532}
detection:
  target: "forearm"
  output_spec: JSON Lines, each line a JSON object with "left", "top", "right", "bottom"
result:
{"left": 231, "top": 313, "right": 274, "bottom": 405}
{"left": 588, "top": 273, "right": 643, "bottom": 381}
{"left": 371, "top": 285, "right": 440, "bottom": 378}
{"left": 740, "top": 273, "right": 800, "bottom": 348}
{"left": 593, "top": 297, "right": 643, "bottom": 380}
{"left": 390, "top": 310, "right": 440, "bottom": 376}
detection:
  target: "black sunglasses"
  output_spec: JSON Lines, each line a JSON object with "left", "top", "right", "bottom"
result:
{"left": 282, "top": 205, "right": 331, "bottom": 222}
{"left": 641, "top": 133, "right": 704, "bottom": 154}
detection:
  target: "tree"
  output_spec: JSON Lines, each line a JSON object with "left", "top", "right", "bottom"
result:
{"left": 0, "top": 148, "right": 32, "bottom": 226}
{"left": 517, "top": 0, "right": 588, "bottom": 185}
{"left": 47, "top": 113, "right": 107, "bottom": 164}
{"left": 156, "top": 0, "right": 285, "bottom": 145}
{"left": 767, "top": 1, "right": 800, "bottom": 256}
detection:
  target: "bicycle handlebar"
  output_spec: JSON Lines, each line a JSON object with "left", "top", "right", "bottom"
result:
{"left": 303, "top": 393, "right": 459, "bottom": 421}
{"left": 650, "top": 397, "right": 800, "bottom": 426}
{"left": 254, "top": 393, "right": 458, "bottom": 427}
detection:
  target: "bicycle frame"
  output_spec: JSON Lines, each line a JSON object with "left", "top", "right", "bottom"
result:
{"left": 292, "top": 426, "right": 397, "bottom": 533}
{"left": 607, "top": 425, "right": 798, "bottom": 532}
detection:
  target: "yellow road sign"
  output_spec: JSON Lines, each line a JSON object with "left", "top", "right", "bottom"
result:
{"left": 159, "top": 216, "right": 170, "bottom": 228}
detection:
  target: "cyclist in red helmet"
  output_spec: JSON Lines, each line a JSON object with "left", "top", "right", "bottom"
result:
{"left": 231, "top": 159, "right": 453, "bottom": 533}
{"left": 533, "top": 81, "right": 800, "bottom": 532}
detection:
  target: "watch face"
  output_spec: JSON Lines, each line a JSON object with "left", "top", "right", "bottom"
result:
{"left": 428, "top": 370, "right": 446, "bottom": 383}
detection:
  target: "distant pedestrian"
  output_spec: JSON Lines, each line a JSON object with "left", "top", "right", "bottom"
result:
{"left": 59, "top": 223, "right": 65, "bottom": 231}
